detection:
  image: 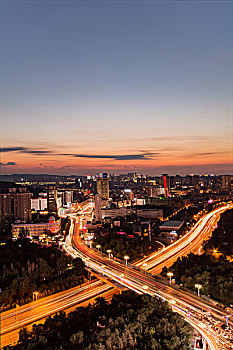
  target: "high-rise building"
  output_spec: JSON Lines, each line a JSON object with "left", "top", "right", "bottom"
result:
{"left": 161, "top": 174, "right": 170, "bottom": 197}
{"left": 14, "top": 192, "right": 32, "bottom": 222}
{"left": 222, "top": 175, "right": 232, "bottom": 190}
{"left": 0, "top": 189, "right": 31, "bottom": 240}
{"left": 96, "top": 175, "right": 109, "bottom": 204}
{"left": 95, "top": 194, "right": 102, "bottom": 222}
{"left": 46, "top": 186, "right": 57, "bottom": 214}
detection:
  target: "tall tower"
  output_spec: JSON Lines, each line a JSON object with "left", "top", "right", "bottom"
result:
{"left": 222, "top": 175, "right": 232, "bottom": 190}
{"left": 161, "top": 174, "right": 170, "bottom": 197}
{"left": 47, "top": 186, "right": 57, "bottom": 214}
{"left": 96, "top": 174, "right": 109, "bottom": 206}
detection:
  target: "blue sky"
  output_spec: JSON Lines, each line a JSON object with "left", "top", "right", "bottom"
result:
{"left": 0, "top": 0, "right": 232, "bottom": 175}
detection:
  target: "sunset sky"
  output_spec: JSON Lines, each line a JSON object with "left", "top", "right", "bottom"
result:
{"left": 0, "top": 1, "right": 232, "bottom": 175}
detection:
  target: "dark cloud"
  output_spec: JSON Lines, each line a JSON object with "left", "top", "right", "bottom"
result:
{"left": 0, "top": 162, "right": 16, "bottom": 166}
{"left": 1, "top": 146, "right": 157, "bottom": 161}
{"left": 73, "top": 153, "right": 156, "bottom": 160}
{"left": 0, "top": 147, "right": 27, "bottom": 153}
{"left": 22, "top": 150, "right": 52, "bottom": 154}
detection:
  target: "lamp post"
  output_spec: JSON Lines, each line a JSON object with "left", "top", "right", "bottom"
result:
{"left": 96, "top": 244, "right": 101, "bottom": 252}
{"left": 107, "top": 249, "right": 112, "bottom": 259}
{"left": 124, "top": 255, "right": 129, "bottom": 265}
{"left": 33, "top": 291, "right": 38, "bottom": 302}
{"left": 195, "top": 284, "right": 202, "bottom": 297}
{"left": 89, "top": 240, "right": 93, "bottom": 249}
{"left": 120, "top": 273, "right": 124, "bottom": 284}
{"left": 33, "top": 292, "right": 38, "bottom": 308}
{"left": 167, "top": 272, "right": 173, "bottom": 286}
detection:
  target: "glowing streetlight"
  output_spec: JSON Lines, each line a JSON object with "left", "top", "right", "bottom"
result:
{"left": 89, "top": 241, "right": 93, "bottom": 249}
{"left": 124, "top": 255, "right": 129, "bottom": 265}
{"left": 195, "top": 284, "right": 202, "bottom": 297}
{"left": 33, "top": 291, "right": 38, "bottom": 303}
{"left": 167, "top": 272, "right": 173, "bottom": 286}
{"left": 107, "top": 249, "right": 112, "bottom": 259}
{"left": 143, "top": 285, "right": 149, "bottom": 290}
{"left": 96, "top": 244, "right": 101, "bottom": 252}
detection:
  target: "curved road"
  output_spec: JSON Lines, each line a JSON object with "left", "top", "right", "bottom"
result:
{"left": 65, "top": 204, "right": 233, "bottom": 350}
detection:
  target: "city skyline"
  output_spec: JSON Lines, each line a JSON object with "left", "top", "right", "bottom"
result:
{"left": 1, "top": 1, "right": 233, "bottom": 175}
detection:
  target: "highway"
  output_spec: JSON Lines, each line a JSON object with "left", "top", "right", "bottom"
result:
{"left": 64, "top": 203, "right": 233, "bottom": 350}
{"left": 135, "top": 205, "right": 231, "bottom": 273}
{"left": 0, "top": 280, "right": 115, "bottom": 348}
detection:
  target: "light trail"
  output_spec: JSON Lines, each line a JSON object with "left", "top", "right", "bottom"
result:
{"left": 65, "top": 203, "right": 233, "bottom": 350}
{"left": 135, "top": 205, "right": 232, "bottom": 272}
{"left": 0, "top": 280, "right": 112, "bottom": 335}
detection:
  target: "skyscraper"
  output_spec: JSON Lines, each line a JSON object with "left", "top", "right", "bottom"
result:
{"left": 0, "top": 188, "right": 31, "bottom": 240}
{"left": 46, "top": 186, "right": 58, "bottom": 214}
{"left": 161, "top": 174, "right": 170, "bottom": 197}
{"left": 96, "top": 175, "right": 109, "bottom": 205}
{"left": 222, "top": 175, "right": 232, "bottom": 190}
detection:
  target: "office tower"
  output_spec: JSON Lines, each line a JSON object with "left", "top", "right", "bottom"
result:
{"left": 96, "top": 175, "right": 109, "bottom": 203}
{"left": 0, "top": 189, "right": 31, "bottom": 240}
{"left": 222, "top": 175, "right": 232, "bottom": 190}
{"left": 14, "top": 192, "right": 32, "bottom": 222}
{"left": 95, "top": 193, "right": 102, "bottom": 222}
{"left": 46, "top": 186, "right": 57, "bottom": 214}
{"left": 161, "top": 174, "right": 170, "bottom": 197}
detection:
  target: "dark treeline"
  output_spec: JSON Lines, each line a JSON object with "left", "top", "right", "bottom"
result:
{"left": 0, "top": 238, "right": 85, "bottom": 311}
{"left": 4, "top": 291, "right": 193, "bottom": 350}
{"left": 162, "top": 209, "right": 233, "bottom": 305}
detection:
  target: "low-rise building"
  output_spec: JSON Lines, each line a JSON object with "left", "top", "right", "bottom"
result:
{"left": 12, "top": 216, "right": 61, "bottom": 239}
{"left": 159, "top": 220, "right": 184, "bottom": 232}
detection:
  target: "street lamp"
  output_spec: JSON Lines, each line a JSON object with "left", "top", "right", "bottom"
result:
{"left": 124, "top": 255, "right": 129, "bottom": 265}
{"left": 167, "top": 272, "right": 173, "bottom": 286}
{"left": 89, "top": 240, "right": 93, "bottom": 249}
{"left": 107, "top": 249, "right": 112, "bottom": 259}
{"left": 96, "top": 244, "right": 101, "bottom": 252}
{"left": 142, "top": 262, "right": 147, "bottom": 272}
{"left": 33, "top": 291, "right": 38, "bottom": 304}
{"left": 195, "top": 284, "right": 202, "bottom": 297}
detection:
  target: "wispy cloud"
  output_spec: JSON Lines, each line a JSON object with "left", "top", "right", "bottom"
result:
{"left": 195, "top": 152, "right": 214, "bottom": 156}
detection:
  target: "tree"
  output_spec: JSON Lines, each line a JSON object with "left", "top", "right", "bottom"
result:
{"left": 38, "top": 260, "right": 52, "bottom": 280}
{"left": 18, "top": 327, "right": 30, "bottom": 343}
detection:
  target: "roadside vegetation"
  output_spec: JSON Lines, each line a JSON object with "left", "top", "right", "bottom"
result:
{"left": 0, "top": 236, "right": 85, "bottom": 312}
{"left": 162, "top": 209, "right": 233, "bottom": 305}
{"left": 5, "top": 291, "right": 193, "bottom": 350}
{"left": 93, "top": 232, "right": 161, "bottom": 262}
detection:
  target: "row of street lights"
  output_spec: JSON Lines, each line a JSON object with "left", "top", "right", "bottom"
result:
{"left": 167, "top": 272, "right": 202, "bottom": 297}
{"left": 89, "top": 242, "right": 130, "bottom": 265}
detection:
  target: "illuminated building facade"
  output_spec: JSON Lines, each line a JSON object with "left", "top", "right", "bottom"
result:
{"left": 96, "top": 175, "right": 109, "bottom": 205}
{"left": 12, "top": 216, "right": 61, "bottom": 239}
